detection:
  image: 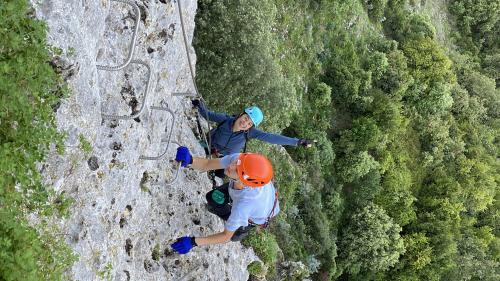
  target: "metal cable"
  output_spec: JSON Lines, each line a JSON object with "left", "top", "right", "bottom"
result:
{"left": 96, "top": 0, "right": 140, "bottom": 71}
{"left": 176, "top": 0, "right": 212, "bottom": 158}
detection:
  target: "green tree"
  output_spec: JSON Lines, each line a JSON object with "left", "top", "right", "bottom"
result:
{"left": 459, "top": 69, "right": 499, "bottom": 119}
{"left": 375, "top": 50, "right": 413, "bottom": 99}
{"left": 337, "top": 117, "right": 382, "bottom": 152}
{"left": 194, "top": 0, "right": 297, "bottom": 130}
{"left": 364, "top": 51, "right": 389, "bottom": 80}
{"left": 482, "top": 53, "right": 500, "bottom": 85}
{"left": 339, "top": 203, "right": 405, "bottom": 275}
{"left": 375, "top": 165, "right": 416, "bottom": 226}
{"left": 401, "top": 38, "right": 453, "bottom": 85}
{"left": 336, "top": 151, "right": 379, "bottom": 183}
{"left": 364, "top": 0, "right": 388, "bottom": 22}
{"left": 449, "top": 0, "right": 500, "bottom": 51}
{"left": 408, "top": 82, "right": 454, "bottom": 117}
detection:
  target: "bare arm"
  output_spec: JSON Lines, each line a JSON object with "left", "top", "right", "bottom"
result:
{"left": 194, "top": 229, "right": 234, "bottom": 246}
{"left": 190, "top": 157, "right": 223, "bottom": 172}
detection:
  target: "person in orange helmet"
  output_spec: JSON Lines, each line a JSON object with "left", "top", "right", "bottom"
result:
{"left": 170, "top": 146, "right": 279, "bottom": 254}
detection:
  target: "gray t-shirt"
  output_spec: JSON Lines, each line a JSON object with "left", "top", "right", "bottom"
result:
{"left": 219, "top": 153, "right": 280, "bottom": 231}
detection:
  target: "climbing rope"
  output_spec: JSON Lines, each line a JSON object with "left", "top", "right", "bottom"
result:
{"left": 176, "top": 0, "right": 212, "bottom": 159}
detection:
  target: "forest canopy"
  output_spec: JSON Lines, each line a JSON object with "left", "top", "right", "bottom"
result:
{"left": 194, "top": 0, "right": 499, "bottom": 280}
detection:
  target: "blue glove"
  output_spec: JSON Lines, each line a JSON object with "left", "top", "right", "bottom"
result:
{"left": 171, "top": 236, "right": 197, "bottom": 254}
{"left": 175, "top": 146, "right": 192, "bottom": 167}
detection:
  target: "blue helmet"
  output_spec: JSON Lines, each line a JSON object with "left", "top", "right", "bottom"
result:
{"left": 244, "top": 106, "right": 263, "bottom": 127}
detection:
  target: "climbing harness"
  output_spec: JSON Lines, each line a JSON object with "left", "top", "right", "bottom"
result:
{"left": 249, "top": 189, "right": 279, "bottom": 229}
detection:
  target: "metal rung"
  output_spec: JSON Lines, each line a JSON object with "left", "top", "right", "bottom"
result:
{"left": 140, "top": 105, "right": 176, "bottom": 160}
{"left": 165, "top": 162, "right": 182, "bottom": 187}
{"left": 96, "top": 0, "right": 140, "bottom": 71}
{"left": 171, "top": 92, "right": 196, "bottom": 97}
{"left": 165, "top": 141, "right": 183, "bottom": 187}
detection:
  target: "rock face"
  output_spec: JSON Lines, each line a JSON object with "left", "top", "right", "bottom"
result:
{"left": 31, "top": 0, "right": 256, "bottom": 280}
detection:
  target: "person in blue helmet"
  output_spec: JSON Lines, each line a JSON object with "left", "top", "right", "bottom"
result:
{"left": 192, "top": 99, "right": 313, "bottom": 158}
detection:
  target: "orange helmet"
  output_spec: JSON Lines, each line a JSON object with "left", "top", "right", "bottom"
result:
{"left": 236, "top": 153, "right": 273, "bottom": 187}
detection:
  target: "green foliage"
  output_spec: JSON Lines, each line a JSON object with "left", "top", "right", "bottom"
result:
{"left": 450, "top": 84, "right": 487, "bottom": 122}
{"left": 194, "top": 0, "right": 296, "bottom": 131}
{"left": 0, "top": 1, "right": 75, "bottom": 279}
{"left": 370, "top": 91, "right": 405, "bottom": 130}
{"left": 323, "top": 35, "right": 373, "bottom": 111}
{"left": 194, "top": 0, "right": 500, "bottom": 280}
{"left": 0, "top": 0, "right": 66, "bottom": 199}
{"left": 383, "top": 232, "right": 433, "bottom": 280}
{"left": 375, "top": 50, "right": 413, "bottom": 99}
{"left": 339, "top": 203, "right": 405, "bottom": 275}
{"left": 375, "top": 162, "right": 416, "bottom": 226}
{"left": 304, "top": 82, "right": 333, "bottom": 132}
{"left": 243, "top": 230, "right": 280, "bottom": 271}
{"left": 337, "top": 117, "right": 382, "bottom": 152}
{"left": 0, "top": 207, "right": 43, "bottom": 281}
{"left": 458, "top": 69, "right": 499, "bottom": 119}
{"left": 444, "top": 224, "right": 500, "bottom": 281}
{"left": 384, "top": 2, "right": 436, "bottom": 42}
{"left": 97, "top": 262, "right": 113, "bottom": 280}
{"left": 407, "top": 82, "right": 454, "bottom": 117}
{"left": 296, "top": 187, "right": 338, "bottom": 271}
{"left": 336, "top": 151, "right": 379, "bottom": 184}
{"left": 79, "top": 134, "right": 92, "bottom": 154}
{"left": 449, "top": 0, "right": 500, "bottom": 52}
{"left": 364, "top": 51, "right": 389, "bottom": 80}
{"left": 247, "top": 261, "right": 267, "bottom": 279}
{"left": 364, "top": 0, "right": 389, "bottom": 22}
{"left": 482, "top": 53, "right": 500, "bottom": 84}
{"left": 401, "top": 38, "right": 453, "bottom": 85}
{"left": 401, "top": 233, "right": 432, "bottom": 271}
{"left": 0, "top": 208, "right": 77, "bottom": 281}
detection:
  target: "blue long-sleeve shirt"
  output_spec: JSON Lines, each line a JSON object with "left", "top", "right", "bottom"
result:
{"left": 196, "top": 102, "right": 299, "bottom": 155}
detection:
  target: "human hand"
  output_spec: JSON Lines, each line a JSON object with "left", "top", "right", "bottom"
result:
{"left": 191, "top": 99, "right": 200, "bottom": 108}
{"left": 175, "top": 146, "right": 193, "bottom": 167}
{"left": 171, "top": 236, "right": 197, "bottom": 254}
{"left": 298, "top": 139, "right": 314, "bottom": 148}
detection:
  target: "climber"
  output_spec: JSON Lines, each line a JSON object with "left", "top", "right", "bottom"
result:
{"left": 192, "top": 99, "right": 314, "bottom": 157}
{"left": 170, "top": 146, "right": 279, "bottom": 254}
